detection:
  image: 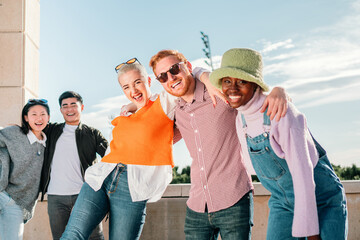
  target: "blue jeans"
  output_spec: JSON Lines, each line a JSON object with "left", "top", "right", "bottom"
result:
{"left": 184, "top": 191, "right": 253, "bottom": 240}
{"left": 48, "top": 194, "right": 104, "bottom": 240}
{"left": 0, "top": 191, "right": 24, "bottom": 240}
{"left": 61, "top": 164, "right": 147, "bottom": 240}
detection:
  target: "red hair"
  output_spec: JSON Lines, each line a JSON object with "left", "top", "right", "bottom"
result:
{"left": 149, "top": 50, "right": 188, "bottom": 73}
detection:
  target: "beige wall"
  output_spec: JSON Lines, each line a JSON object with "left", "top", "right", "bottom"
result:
{"left": 0, "top": 0, "right": 40, "bottom": 126}
{"left": 24, "top": 181, "right": 360, "bottom": 240}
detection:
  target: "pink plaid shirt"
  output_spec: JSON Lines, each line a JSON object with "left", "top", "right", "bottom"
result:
{"left": 174, "top": 80, "right": 253, "bottom": 213}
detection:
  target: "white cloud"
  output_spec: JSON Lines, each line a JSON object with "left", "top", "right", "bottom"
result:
{"left": 328, "top": 148, "right": 360, "bottom": 167}
{"left": 258, "top": 3, "right": 360, "bottom": 108}
{"left": 81, "top": 95, "right": 131, "bottom": 138}
{"left": 260, "top": 39, "right": 294, "bottom": 54}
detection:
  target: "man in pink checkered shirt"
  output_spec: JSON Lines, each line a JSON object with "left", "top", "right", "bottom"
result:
{"left": 150, "top": 49, "right": 288, "bottom": 240}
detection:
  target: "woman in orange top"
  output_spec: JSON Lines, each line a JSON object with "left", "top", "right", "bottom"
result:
{"left": 61, "top": 59, "right": 190, "bottom": 240}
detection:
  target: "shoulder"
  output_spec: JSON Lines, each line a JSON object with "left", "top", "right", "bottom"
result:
{"left": 270, "top": 102, "right": 307, "bottom": 130}
{"left": 0, "top": 125, "right": 23, "bottom": 136}
{"left": 79, "top": 123, "right": 103, "bottom": 136}
{"left": 0, "top": 126, "right": 27, "bottom": 145}
{"left": 45, "top": 122, "right": 64, "bottom": 132}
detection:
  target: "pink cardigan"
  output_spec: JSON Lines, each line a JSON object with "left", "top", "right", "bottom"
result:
{"left": 236, "top": 89, "right": 320, "bottom": 237}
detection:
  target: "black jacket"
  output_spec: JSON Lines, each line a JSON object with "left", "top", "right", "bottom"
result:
{"left": 40, "top": 122, "right": 108, "bottom": 201}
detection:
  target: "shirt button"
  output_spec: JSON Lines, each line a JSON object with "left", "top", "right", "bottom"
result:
{"left": 265, "top": 147, "right": 269, "bottom": 151}
{"left": 263, "top": 133, "right": 268, "bottom": 137}
{"left": 190, "top": 113, "right": 194, "bottom": 117}
{"left": 204, "top": 186, "right": 207, "bottom": 189}
{"left": 198, "top": 148, "right": 201, "bottom": 152}
{"left": 194, "top": 129, "right": 198, "bottom": 133}
{"left": 200, "top": 167, "right": 204, "bottom": 171}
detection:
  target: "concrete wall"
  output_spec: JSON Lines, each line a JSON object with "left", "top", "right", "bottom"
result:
{"left": 24, "top": 181, "right": 360, "bottom": 240}
{"left": 0, "top": 0, "right": 40, "bottom": 126}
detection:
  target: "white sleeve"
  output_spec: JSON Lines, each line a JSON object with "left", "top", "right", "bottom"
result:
{"left": 193, "top": 67, "right": 211, "bottom": 80}
{"left": 159, "top": 91, "right": 178, "bottom": 120}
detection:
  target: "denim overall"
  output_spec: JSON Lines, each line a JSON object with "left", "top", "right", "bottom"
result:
{"left": 240, "top": 111, "right": 348, "bottom": 240}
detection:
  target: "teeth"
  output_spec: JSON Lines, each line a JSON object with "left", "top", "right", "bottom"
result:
{"left": 229, "top": 95, "right": 241, "bottom": 100}
{"left": 133, "top": 93, "right": 142, "bottom": 100}
{"left": 172, "top": 82, "right": 181, "bottom": 88}
{"left": 67, "top": 113, "right": 75, "bottom": 116}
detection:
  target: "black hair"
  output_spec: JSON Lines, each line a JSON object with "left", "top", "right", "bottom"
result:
{"left": 20, "top": 101, "right": 50, "bottom": 134}
{"left": 58, "top": 91, "right": 83, "bottom": 106}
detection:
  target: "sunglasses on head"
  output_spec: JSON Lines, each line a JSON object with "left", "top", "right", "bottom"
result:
{"left": 156, "top": 62, "right": 185, "bottom": 83}
{"left": 115, "top": 58, "right": 141, "bottom": 73}
{"left": 27, "top": 98, "right": 48, "bottom": 105}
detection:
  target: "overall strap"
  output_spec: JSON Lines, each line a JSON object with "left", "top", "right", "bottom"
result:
{"left": 241, "top": 113, "right": 247, "bottom": 128}
{"left": 263, "top": 108, "right": 271, "bottom": 132}
{"left": 309, "top": 130, "right": 327, "bottom": 158}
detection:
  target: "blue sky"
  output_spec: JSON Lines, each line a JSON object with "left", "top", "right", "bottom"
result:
{"left": 39, "top": 0, "right": 360, "bottom": 169}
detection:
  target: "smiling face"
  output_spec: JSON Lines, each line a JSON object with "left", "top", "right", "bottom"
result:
{"left": 60, "top": 97, "right": 84, "bottom": 125}
{"left": 221, "top": 77, "right": 257, "bottom": 108}
{"left": 118, "top": 69, "right": 152, "bottom": 109}
{"left": 154, "top": 56, "right": 195, "bottom": 102}
{"left": 24, "top": 105, "right": 50, "bottom": 136}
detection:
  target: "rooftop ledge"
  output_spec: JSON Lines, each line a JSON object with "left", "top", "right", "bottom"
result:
{"left": 162, "top": 180, "right": 360, "bottom": 198}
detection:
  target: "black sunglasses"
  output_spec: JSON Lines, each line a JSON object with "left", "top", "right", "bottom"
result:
{"left": 27, "top": 98, "right": 48, "bottom": 105}
{"left": 115, "top": 58, "right": 141, "bottom": 73}
{"left": 156, "top": 62, "right": 184, "bottom": 83}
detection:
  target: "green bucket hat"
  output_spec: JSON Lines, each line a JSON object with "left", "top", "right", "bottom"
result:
{"left": 210, "top": 48, "right": 269, "bottom": 92}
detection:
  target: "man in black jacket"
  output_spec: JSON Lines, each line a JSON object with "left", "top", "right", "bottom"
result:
{"left": 40, "top": 91, "right": 108, "bottom": 240}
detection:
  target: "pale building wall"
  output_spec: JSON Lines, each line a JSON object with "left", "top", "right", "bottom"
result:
{"left": 24, "top": 181, "right": 360, "bottom": 240}
{"left": 0, "top": 0, "right": 40, "bottom": 127}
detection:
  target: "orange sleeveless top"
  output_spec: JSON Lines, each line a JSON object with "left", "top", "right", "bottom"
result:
{"left": 101, "top": 97, "right": 174, "bottom": 167}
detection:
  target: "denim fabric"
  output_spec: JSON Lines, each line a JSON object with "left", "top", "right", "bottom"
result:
{"left": 60, "top": 164, "right": 147, "bottom": 240}
{"left": 47, "top": 194, "right": 103, "bottom": 240}
{"left": 242, "top": 112, "right": 347, "bottom": 240}
{"left": 184, "top": 191, "right": 253, "bottom": 240}
{"left": 0, "top": 191, "right": 24, "bottom": 240}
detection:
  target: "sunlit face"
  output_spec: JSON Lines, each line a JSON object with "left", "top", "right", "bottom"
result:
{"left": 221, "top": 77, "right": 257, "bottom": 108}
{"left": 118, "top": 70, "right": 152, "bottom": 109}
{"left": 60, "top": 97, "right": 84, "bottom": 125}
{"left": 24, "top": 105, "right": 50, "bottom": 135}
{"left": 154, "top": 56, "right": 195, "bottom": 101}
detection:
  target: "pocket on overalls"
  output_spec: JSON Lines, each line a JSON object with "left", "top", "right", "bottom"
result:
{"left": 250, "top": 147, "right": 286, "bottom": 180}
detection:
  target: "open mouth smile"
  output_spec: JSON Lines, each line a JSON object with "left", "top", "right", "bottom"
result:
{"left": 171, "top": 81, "right": 181, "bottom": 89}
{"left": 133, "top": 93, "right": 143, "bottom": 101}
{"left": 228, "top": 95, "right": 242, "bottom": 101}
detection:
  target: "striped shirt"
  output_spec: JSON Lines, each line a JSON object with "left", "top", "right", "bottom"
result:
{"left": 174, "top": 79, "right": 253, "bottom": 213}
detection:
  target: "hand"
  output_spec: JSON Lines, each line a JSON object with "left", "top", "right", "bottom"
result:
{"left": 200, "top": 72, "right": 227, "bottom": 107}
{"left": 261, "top": 87, "right": 289, "bottom": 121}
{"left": 120, "top": 103, "right": 137, "bottom": 116}
{"left": 307, "top": 234, "right": 321, "bottom": 240}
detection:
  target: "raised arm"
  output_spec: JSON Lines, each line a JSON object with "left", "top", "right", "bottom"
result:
{"left": 261, "top": 87, "right": 290, "bottom": 121}
{"left": 193, "top": 67, "right": 227, "bottom": 107}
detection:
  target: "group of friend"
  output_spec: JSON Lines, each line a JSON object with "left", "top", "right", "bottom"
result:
{"left": 0, "top": 48, "right": 348, "bottom": 240}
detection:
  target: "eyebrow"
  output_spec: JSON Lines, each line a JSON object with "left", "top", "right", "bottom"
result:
{"left": 122, "top": 78, "right": 143, "bottom": 88}
{"left": 62, "top": 102, "right": 77, "bottom": 107}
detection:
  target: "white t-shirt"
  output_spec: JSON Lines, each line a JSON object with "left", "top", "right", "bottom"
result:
{"left": 47, "top": 124, "right": 84, "bottom": 195}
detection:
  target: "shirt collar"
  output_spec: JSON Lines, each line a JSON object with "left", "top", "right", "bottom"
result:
{"left": 178, "top": 76, "right": 206, "bottom": 107}
{"left": 27, "top": 130, "right": 47, "bottom": 147}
